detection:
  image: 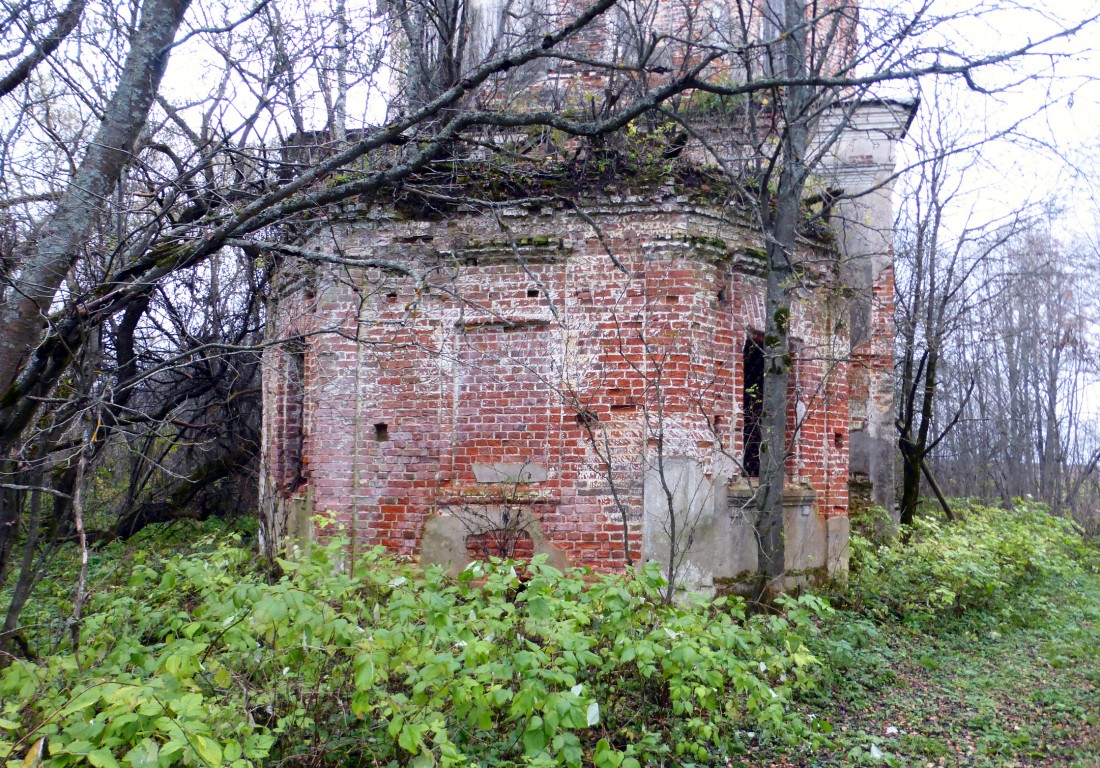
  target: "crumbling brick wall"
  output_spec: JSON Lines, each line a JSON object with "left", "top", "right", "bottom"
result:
{"left": 262, "top": 191, "right": 851, "bottom": 575}
{"left": 466, "top": 0, "right": 860, "bottom": 111}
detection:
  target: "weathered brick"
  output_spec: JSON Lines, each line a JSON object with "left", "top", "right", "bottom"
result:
{"left": 262, "top": 196, "right": 869, "bottom": 571}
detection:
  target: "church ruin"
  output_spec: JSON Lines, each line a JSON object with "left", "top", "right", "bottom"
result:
{"left": 259, "top": 0, "right": 913, "bottom": 592}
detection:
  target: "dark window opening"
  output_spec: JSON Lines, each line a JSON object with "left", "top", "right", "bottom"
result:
{"left": 742, "top": 337, "right": 765, "bottom": 477}
{"left": 717, "top": 288, "right": 728, "bottom": 303}
{"left": 527, "top": 288, "right": 540, "bottom": 298}
{"left": 374, "top": 423, "right": 389, "bottom": 441}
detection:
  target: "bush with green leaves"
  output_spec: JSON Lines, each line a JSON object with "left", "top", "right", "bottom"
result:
{"left": 1, "top": 527, "right": 830, "bottom": 768}
{"left": 845, "top": 499, "right": 1096, "bottom": 626}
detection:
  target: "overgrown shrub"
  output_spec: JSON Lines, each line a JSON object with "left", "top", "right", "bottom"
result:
{"left": 845, "top": 499, "right": 1096, "bottom": 626}
{"left": 1, "top": 528, "right": 830, "bottom": 768}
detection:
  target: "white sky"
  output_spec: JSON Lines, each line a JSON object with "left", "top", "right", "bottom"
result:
{"left": 882, "top": 0, "right": 1100, "bottom": 422}
{"left": 889, "top": 0, "right": 1100, "bottom": 236}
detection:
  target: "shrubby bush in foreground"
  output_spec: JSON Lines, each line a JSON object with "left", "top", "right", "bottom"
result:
{"left": 9, "top": 500, "right": 1093, "bottom": 768}
{"left": 846, "top": 499, "right": 1098, "bottom": 626}
{"left": 0, "top": 531, "right": 828, "bottom": 768}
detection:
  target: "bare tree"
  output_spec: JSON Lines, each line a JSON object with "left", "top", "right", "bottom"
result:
{"left": 930, "top": 213, "right": 1100, "bottom": 528}
{"left": 892, "top": 86, "right": 1037, "bottom": 527}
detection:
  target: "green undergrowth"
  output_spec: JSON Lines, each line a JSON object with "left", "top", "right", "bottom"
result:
{"left": 778, "top": 499, "right": 1100, "bottom": 767}
{"left": 1, "top": 525, "right": 830, "bottom": 768}
{"left": 843, "top": 499, "right": 1098, "bottom": 627}
{"left": 3, "top": 500, "right": 1098, "bottom": 768}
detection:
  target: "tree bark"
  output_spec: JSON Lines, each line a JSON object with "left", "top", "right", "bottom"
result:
{"left": 0, "top": 0, "right": 190, "bottom": 430}
{"left": 754, "top": 0, "right": 812, "bottom": 598}
{"left": 1, "top": 484, "right": 45, "bottom": 659}
{"left": 0, "top": 472, "right": 21, "bottom": 595}
{"left": 919, "top": 458, "right": 954, "bottom": 522}
{"left": 899, "top": 346, "right": 938, "bottom": 526}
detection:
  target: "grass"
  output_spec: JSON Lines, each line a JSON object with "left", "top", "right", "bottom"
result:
{"left": 754, "top": 569, "right": 1100, "bottom": 767}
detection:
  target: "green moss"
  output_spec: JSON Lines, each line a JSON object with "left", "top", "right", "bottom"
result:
{"left": 515, "top": 235, "right": 556, "bottom": 247}
{"left": 154, "top": 244, "right": 185, "bottom": 270}
{"left": 681, "top": 90, "right": 751, "bottom": 116}
{"left": 672, "top": 233, "right": 729, "bottom": 250}
{"left": 714, "top": 570, "right": 760, "bottom": 597}
{"left": 773, "top": 306, "right": 791, "bottom": 332}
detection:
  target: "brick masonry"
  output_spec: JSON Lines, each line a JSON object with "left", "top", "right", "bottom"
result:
{"left": 261, "top": 193, "right": 857, "bottom": 577}
{"left": 257, "top": 0, "right": 910, "bottom": 582}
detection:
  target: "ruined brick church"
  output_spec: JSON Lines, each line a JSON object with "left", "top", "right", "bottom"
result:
{"left": 260, "top": 0, "right": 912, "bottom": 592}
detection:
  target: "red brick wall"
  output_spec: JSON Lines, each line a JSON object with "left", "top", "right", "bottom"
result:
{"left": 849, "top": 262, "right": 895, "bottom": 434}
{"left": 264, "top": 197, "right": 852, "bottom": 571}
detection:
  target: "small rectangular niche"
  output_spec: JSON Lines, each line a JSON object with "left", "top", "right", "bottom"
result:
{"left": 575, "top": 410, "right": 599, "bottom": 428}
{"left": 373, "top": 423, "right": 389, "bottom": 441}
{"left": 526, "top": 288, "right": 540, "bottom": 298}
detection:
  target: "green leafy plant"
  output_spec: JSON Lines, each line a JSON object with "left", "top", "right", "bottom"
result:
{"left": 1, "top": 527, "right": 830, "bottom": 767}
{"left": 843, "top": 499, "right": 1094, "bottom": 627}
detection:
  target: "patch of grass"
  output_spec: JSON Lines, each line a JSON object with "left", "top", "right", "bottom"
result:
{"left": 753, "top": 501, "right": 1100, "bottom": 767}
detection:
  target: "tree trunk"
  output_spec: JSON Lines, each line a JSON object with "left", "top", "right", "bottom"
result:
{"left": 755, "top": 0, "right": 812, "bottom": 598}
{"left": 0, "top": 471, "right": 21, "bottom": 594}
{"left": 899, "top": 345, "right": 938, "bottom": 526}
{"left": 1, "top": 484, "right": 45, "bottom": 659}
{"left": 0, "top": 0, "right": 190, "bottom": 450}
{"left": 898, "top": 433, "right": 921, "bottom": 527}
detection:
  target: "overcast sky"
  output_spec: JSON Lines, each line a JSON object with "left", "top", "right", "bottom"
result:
{"left": 889, "top": 0, "right": 1100, "bottom": 237}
